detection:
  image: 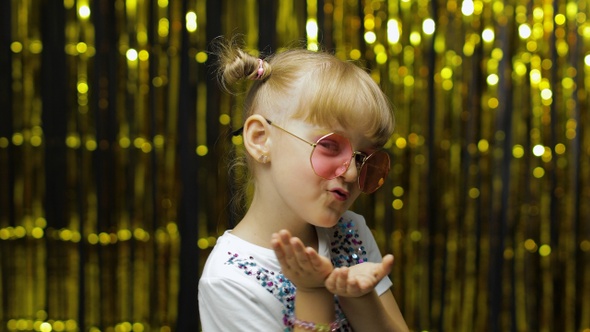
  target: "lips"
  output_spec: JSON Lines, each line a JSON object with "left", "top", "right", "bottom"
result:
{"left": 330, "top": 188, "right": 350, "bottom": 201}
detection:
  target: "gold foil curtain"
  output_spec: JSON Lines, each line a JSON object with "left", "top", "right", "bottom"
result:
{"left": 1, "top": 0, "right": 589, "bottom": 331}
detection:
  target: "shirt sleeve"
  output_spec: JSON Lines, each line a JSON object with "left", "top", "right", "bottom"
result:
{"left": 357, "top": 219, "right": 393, "bottom": 296}
{"left": 198, "top": 276, "right": 285, "bottom": 331}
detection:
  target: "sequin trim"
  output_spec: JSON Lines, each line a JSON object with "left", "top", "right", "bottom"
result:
{"left": 226, "top": 252, "right": 297, "bottom": 331}
{"left": 330, "top": 218, "right": 368, "bottom": 267}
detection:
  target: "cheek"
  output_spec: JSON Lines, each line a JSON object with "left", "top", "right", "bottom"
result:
{"left": 280, "top": 151, "right": 315, "bottom": 179}
{"left": 274, "top": 142, "right": 313, "bottom": 173}
{"left": 272, "top": 150, "right": 322, "bottom": 193}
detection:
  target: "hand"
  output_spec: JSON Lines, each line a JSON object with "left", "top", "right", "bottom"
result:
{"left": 324, "top": 254, "right": 394, "bottom": 298}
{"left": 271, "top": 229, "right": 334, "bottom": 291}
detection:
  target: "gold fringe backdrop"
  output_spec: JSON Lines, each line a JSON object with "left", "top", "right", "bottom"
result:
{"left": 0, "top": 0, "right": 588, "bottom": 331}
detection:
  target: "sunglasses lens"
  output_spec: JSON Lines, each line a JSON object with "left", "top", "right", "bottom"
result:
{"left": 310, "top": 133, "right": 353, "bottom": 179}
{"left": 310, "top": 133, "right": 390, "bottom": 194}
{"left": 358, "top": 152, "right": 390, "bottom": 193}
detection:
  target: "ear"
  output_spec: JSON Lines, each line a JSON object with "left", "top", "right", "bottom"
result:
{"left": 242, "top": 114, "right": 271, "bottom": 163}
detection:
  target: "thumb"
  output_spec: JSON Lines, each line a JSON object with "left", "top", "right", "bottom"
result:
{"left": 381, "top": 254, "right": 394, "bottom": 274}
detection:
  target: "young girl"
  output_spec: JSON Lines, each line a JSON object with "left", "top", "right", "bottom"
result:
{"left": 198, "top": 37, "right": 409, "bottom": 332}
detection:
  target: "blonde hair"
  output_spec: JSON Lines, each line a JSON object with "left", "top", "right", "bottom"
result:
{"left": 214, "top": 37, "right": 395, "bottom": 146}
{"left": 213, "top": 36, "right": 395, "bottom": 219}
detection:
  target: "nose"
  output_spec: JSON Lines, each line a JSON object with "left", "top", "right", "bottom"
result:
{"left": 339, "top": 157, "right": 359, "bottom": 183}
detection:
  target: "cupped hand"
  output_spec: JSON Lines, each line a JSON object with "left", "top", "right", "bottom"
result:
{"left": 271, "top": 229, "right": 334, "bottom": 291}
{"left": 324, "top": 254, "right": 394, "bottom": 298}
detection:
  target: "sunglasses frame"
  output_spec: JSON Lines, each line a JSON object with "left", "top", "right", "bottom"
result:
{"left": 265, "top": 119, "right": 390, "bottom": 193}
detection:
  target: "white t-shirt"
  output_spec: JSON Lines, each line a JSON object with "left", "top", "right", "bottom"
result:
{"left": 198, "top": 210, "right": 393, "bottom": 331}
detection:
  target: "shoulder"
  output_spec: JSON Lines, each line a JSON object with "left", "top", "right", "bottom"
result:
{"left": 340, "top": 210, "right": 368, "bottom": 227}
{"left": 199, "top": 231, "right": 295, "bottom": 306}
{"left": 200, "top": 231, "right": 281, "bottom": 281}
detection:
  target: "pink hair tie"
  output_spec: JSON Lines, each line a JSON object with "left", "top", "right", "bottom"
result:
{"left": 254, "top": 58, "right": 264, "bottom": 80}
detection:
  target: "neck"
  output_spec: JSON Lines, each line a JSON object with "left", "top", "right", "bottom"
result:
{"left": 231, "top": 206, "right": 318, "bottom": 250}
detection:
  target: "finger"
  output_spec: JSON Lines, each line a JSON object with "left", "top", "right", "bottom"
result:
{"left": 324, "top": 268, "right": 343, "bottom": 293}
{"left": 272, "top": 231, "right": 300, "bottom": 269}
{"left": 271, "top": 233, "right": 283, "bottom": 255}
{"left": 376, "top": 254, "right": 394, "bottom": 278}
{"left": 271, "top": 233, "right": 290, "bottom": 267}
{"left": 324, "top": 270, "right": 337, "bottom": 291}
{"left": 346, "top": 277, "right": 362, "bottom": 294}
{"left": 350, "top": 275, "right": 371, "bottom": 291}
{"left": 382, "top": 254, "right": 394, "bottom": 271}
{"left": 364, "top": 255, "right": 394, "bottom": 282}
{"left": 335, "top": 267, "right": 349, "bottom": 292}
{"left": 304, "top": 247, "right": 325, "bottom": 270}
{"left": 277, "top": 229, "right": 293, "bottom": 247}
{"left": 290, "top": 238, "right": 312, "bottom": 268}
{"left": 276, "top": 230, "right": 296, "bottom": 259}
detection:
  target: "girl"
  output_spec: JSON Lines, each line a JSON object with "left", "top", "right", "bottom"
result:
{"left": 198, "top": 37, "right": 409, "bottom": 332}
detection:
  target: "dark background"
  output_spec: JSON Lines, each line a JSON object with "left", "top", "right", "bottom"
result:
{"left": 1, "top": 0, "right": 589, "bottom": 331}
